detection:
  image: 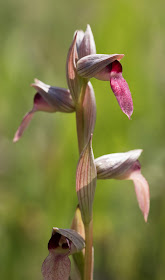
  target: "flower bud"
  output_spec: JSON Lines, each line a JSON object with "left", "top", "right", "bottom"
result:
{"left": 71, "top": 206, "right": 85, "bottom": 240}
{"left": 77, "top": 54, "right": 124, "bottom": 79}
{"left": 76, "top": 24, "right": 96, "bottom": 59}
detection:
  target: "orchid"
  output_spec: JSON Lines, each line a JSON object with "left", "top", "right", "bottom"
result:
{"left": 42, "top": 228, "right": 85, "bottom": 280}
{"left": 95, "top": 149, "right": 150, "bottom": 222}
{"left": 76, "top": 140, "right": 149, "bottom": 224}
{"left": 77, "top": 54, "right": 133, "bottom": 119}
{"left": 13, "top": 79, "right": 75, "bottom": 142}
{"left": 14, "top": 24, "right": 150, "bottom": 280}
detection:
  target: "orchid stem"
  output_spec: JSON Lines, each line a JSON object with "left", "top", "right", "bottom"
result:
{"left": 76, "top": 81, "right": 94, "bottom": 280}
{"left": 84, "top": 219, "right": 93, "bottom": 280}
{"left": 76, "top": 82, "right": 87, "bottom": 154}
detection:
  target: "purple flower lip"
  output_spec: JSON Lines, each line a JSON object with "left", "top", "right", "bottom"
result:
{"left": 110, "top": 60, "right": 133, "bottom": 119}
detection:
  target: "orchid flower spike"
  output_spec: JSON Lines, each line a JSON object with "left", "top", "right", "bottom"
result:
{"left": 95, "top": 149, "right": 150, "bottom": 222}
{"left": 42, "top": 227, "right": 85, "bottom": 280}
{"left": 13, "top": 79, "right": 75, "bottom": 142}
{"left": 77, "top": 54, "right": 133, "bottom": 119}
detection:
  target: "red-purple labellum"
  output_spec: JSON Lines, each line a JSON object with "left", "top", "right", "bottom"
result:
{"left": 110, "top": 60, "right": 133, "bottom": 119}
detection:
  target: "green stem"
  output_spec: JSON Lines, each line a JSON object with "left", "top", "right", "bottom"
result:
{"left": 84, "top": 219, "right": 93, "bottom": 280}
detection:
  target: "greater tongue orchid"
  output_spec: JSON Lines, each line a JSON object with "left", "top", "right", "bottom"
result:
{"left": 14, "top": 25, "right": 149, "bottom": 280}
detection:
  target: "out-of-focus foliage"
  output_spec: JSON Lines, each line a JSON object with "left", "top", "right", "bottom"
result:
{"left": 0, "top": 0, "right": 165, "bottom": 279}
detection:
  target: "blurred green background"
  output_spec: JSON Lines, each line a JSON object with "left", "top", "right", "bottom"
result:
{"left": 0, "top": 0, "right": 165, "bottom": 279}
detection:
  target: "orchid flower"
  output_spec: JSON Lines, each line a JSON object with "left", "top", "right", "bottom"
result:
{"left": 76, "top": 137, "right": 149, "bottom": 223}
{"left": 77, "top": 54, "right": 133, "bottom": 119}
{"left": 95, "top": 149, "right": 150, "bottom": 222}
{"left": 42, "top": 227, "right": 85, "bottom": 280}
{"left": 13, "top": 79, "right": 75, "bottom": 142}
{"left": 13, "top": 79, "right": 96, "bottom": 145}
{"left": 66, "top": 24, "right": 133, "bottom": 118}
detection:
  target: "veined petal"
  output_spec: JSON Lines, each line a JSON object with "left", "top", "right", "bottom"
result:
{"left": 95, "top": 149, "right": 143, "bottom": 179}
{"left": 76, "top": 135, "right": 97, "bottom": 225}
{"left": 77, "top": 24, "right": 96, "bottom": 59}
{"left": 77, "top": 54, "right": 124, "bottom": 79}
{"left": 66, "top": 32, "right": 82, "bottom": 103}
{"left": 13, "top": 111, "right": 34, "bottom": 143}
{"left": 53, "top": 228, "right": 85, "bottom": 254}
{"left": 13, "top": 93, "right": 55, "bottom": 142}
{"left": 110, "top": 60, "right": 133, "bottom": 119}
{"left": 42, "top": 253, "right": 71, "bottom": 280}
{"left": 126, "top": 162, "right": 150, "bottom": 222}
{"left": 42, "top": 228, "right": 85, "bottom": 280}
{"left": 32, "top": 79, "right": 75, "bottom": 113}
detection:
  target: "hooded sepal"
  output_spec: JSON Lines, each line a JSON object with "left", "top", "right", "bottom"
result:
{"left": 32, "top": 79, "right": 75, "bottom": 113}
{"left": 95, "top": 149, "right": 143, "bottom": 179}
{"left": 76, "top": 135, "right": 97, "bottom": 225}
{"left": 77, "top": 54, "right": 124, "bottom": 79}
{"left": 95, "top": 149, "right": 150, "bottom": 222}
{"left": 42, "top": 228, "right": 85, "bottom": 280}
